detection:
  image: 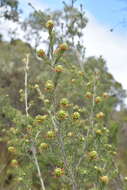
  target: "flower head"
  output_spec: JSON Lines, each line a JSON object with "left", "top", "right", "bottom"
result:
{"left": 72, "top": 112, "right": 80, "bottom": 120}
{"left": 46, "top": 20, "right": 54, "bottom": 30}
{"left": 53, "top": 167, "right": 64, "bottom": 177}
{"left": 57, "top": 110, "right": 68, "bottom": 120}
{"left": 37, "top": 49, "right": 45, "bottom": 58}
{"left": 100, "top": 176, "right": 109, "bottom": 184}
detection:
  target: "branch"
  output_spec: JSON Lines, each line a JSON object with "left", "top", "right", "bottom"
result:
{"left": 24, "top": 54, "right": 29, "bottom": 117}
{"left": 23, "top": 54, "right": 46, "bottom": 190}
{"left": 31, "top": 145, "right": 46, "bottom": 190}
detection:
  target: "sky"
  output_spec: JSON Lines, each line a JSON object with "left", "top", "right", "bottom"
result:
{"left": 20, "top": 0, "right": 127, "bottom": 32}
{"left": 1, "top": 0, "right": 127, "bottom": 95}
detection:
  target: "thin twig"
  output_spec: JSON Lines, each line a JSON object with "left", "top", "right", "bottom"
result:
{"left": 24, "top": 54, "right": 29, "bottom": 117}
{"left": 24, "top": 54, "right": 46, "bottom": 190}
{"left": 31, "top": 145, "right": 46, "bottom": 190}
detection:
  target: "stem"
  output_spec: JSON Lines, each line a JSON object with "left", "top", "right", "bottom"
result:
{"left": 49, "top": 112, "right": 78, "bottom": 190}
{"left": 24, "top": 54, "right": 46, "bottom": 190}
{"left": 90, "top": 75, "right": 96, "bottom": 129}
{"left": 24, "top": 54, "right": 29, "bottom": 117}
{"left": 112, "top": 160, "right": 124, "bottom": 190}
{"left": 58, "top": 126, "right": 78, "bottom": 190}
{"left": 31, "top": 145, "right": 46, "bottom": 190}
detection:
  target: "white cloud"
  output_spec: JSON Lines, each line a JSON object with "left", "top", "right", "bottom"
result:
{"left": 1, "top": 4, "right": 127, "bottom": 95}
{"left": 0, "top": 18, "right": 48, "bottom": 49}
{"left": 84, "top": 12, "right": 127, "bottom": 92}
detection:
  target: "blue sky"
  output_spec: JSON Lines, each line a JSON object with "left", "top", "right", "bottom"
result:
{"left": 85, "top": 0, "right": 127, "bottom": 26}
{"left": 6, "top": 0, "right": 127, "bottom": 92}
{"left": 0, "top": 0, "right": 127, "bottom": 100}
{"left": 20, "top": 0, "right": 127, "bottom": 33}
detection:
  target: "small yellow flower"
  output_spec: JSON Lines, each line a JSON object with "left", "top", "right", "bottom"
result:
{"left": 95, "top": 129, "right": 102, "bottom": 135}
{"left": 47, "top": 131, "right": 56, "bottom": 138}
{"left": 54, "top": 168, "right": 64, "bottom": 177}
{"left": 72, "top": 112, "right": 80, "bottom": 120}
{"left": 78, "top": 71, "right": 84, "bottom": 76}
{"left": 88, "top": 151, "right": 97, "bottom": 159}
{"left": 34, "top": 84, "right": 39, "bottom": 89}
{"left": 8, "top": 146, "right": 16, "bottom": 153}
{"left": 96, "top": 112, "right": 105, "bottom": 119}
{"left": 46, "top": 20, "right": 54, "bottom": 29}
{"left": 35, "top": 115, "right": 48, "bottom": 123}
{"left": 60, "top": 98, "right": 69, "bottom": 107}
{"left": 100, "top": 176, "right": 109, "bottom": 184}
{"left": 37, "top": 49, "right": 45, "bottom": 58}
{"left": 95, "top": 96, "right": 102, "bottom": 103}
{"left": 67, "top": 132, "right": 74, "bottom": 137}
{"left": 103, "top": 92, "right": 109, "bottom": 98}
{"left": 10, "top": 127, "right": 18, "bottom": 134}
{"left": 59, "top": 43, "right": 68, "bottom": 51}
{"left": 44, "top": 99, "right": 50, "bottom": 104}
{"left": 19, "top": 89, "right": 23, "bottom": 93}
{"left": 71, "top": 79, "right": 76, "bottom": 83}
{"left": 45, "top": 80, "right": 54, "bottom": 91}
{"left": 10, "top": 159, "right": 18, "bottom": 167}
{"left": 57, "top": 110, "right": 68, "bottom": 120}
{"left": 54, "top": 65, "right": 64, "bottom": 72}
{"left": 39, "top": 143, "right": 49, "bottom": 150}
{"left": 85, "top": 92, "right": 92, "bottom": 99}
{"left": 16, "top": 177, "right": 23, "bottom": 182}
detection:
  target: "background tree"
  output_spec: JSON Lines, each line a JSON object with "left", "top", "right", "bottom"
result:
{"left": 0, "top": 0, "right": 127, "bottom": 189}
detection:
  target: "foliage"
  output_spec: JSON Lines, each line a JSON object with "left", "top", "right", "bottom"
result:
{"left": 0, "top": 0, "right": 127, "bottom": 190}
{"left": 0, "top": 0, "right": 21, "bottom": 21}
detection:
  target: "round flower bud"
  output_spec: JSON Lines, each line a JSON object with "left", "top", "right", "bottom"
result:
{"left": 35, "top": 115, "right": 48, "bottom": 123}
{"left": 39, "top": 143, "right": 49, "bottom": 150}
{"left": 59, "top": 43, "right": 68, "bottom": 51}
{"left": 103, "top": 92, "right": 109, "bottom": 98}
{"left": 78, "top": 71, "right": 84, "bottom": 76}
{"left": 45, "top": 80, "right": 54, "bottom": 91}
{"left": 71, "top": 79, "right": 76, "bottom": 83}
{"left": 44, "top": 99, "right": 50, "bottom": 104}
{"left": 100, "top": 176, "right": 109, "bottom": 184}
{"left": 67, "top": 132, "right": 74, "bottom": 137}
{"left": 72, "top": 112, "right": 80, "bottom": 120}
{"left": 19, "top": 89, "right": 23, "bottom": 93}
{"left": 47, "top": 130, "right": 56, "bottom": 138}
{"left": 54, "top": 168, "right": 64, "bottom": 177}
{"left": 88, "top": 151, "right": 97, "bottom": 159}
{"left": 46, "top": 20, "right": 54, "bottom": 30}
{"left": 95, "top": 96, "right": 102, "bottom": 103}
{"left": 85, "top": 92, "right": 92, "bottom": 99}
{"left": 37, "top": 49, "right": 45, "bottom": 58}
{"left": 10, "top": 159, "right": 18, "bottom": 167}
{"left": 104, "top": 144, "right": 112, "bottom": 150}
{"left": 96, "top": 112, "right": 105, "bottom": 119}
{"left": 8, "top": 146, "right": 16, "bottom": 153}
{"left": 10, "top": 127, "right": 18, "bottom": 134}
{"left": 95, "top": 129, "right": 102, "bottom": 135}
{"left": 60, "top": 98, "right": 69, "bottom": 107}
{"left": 25, "top": 139, "right": 29, "bottom": 143}
{"left": 16, "top": 177, "right": 23, "bottom": 182}
{"left": 73, "top": 105, "right": 79, "bottom": 110}
{"left": 34, "top": 84, "right": 39, "bottom": 89}
{"left": 54, "top": 65, "right": 64, "bottom": 72}
{"left": 57, "top": 110, "right": 68, "bottom": 120}
{"left": 111, "top": 151, "right": 117, "bottom": 156}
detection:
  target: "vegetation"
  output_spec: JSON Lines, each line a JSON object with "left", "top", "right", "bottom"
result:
{"left": 0, "top": 0, "right": 127, "bottom": 189}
